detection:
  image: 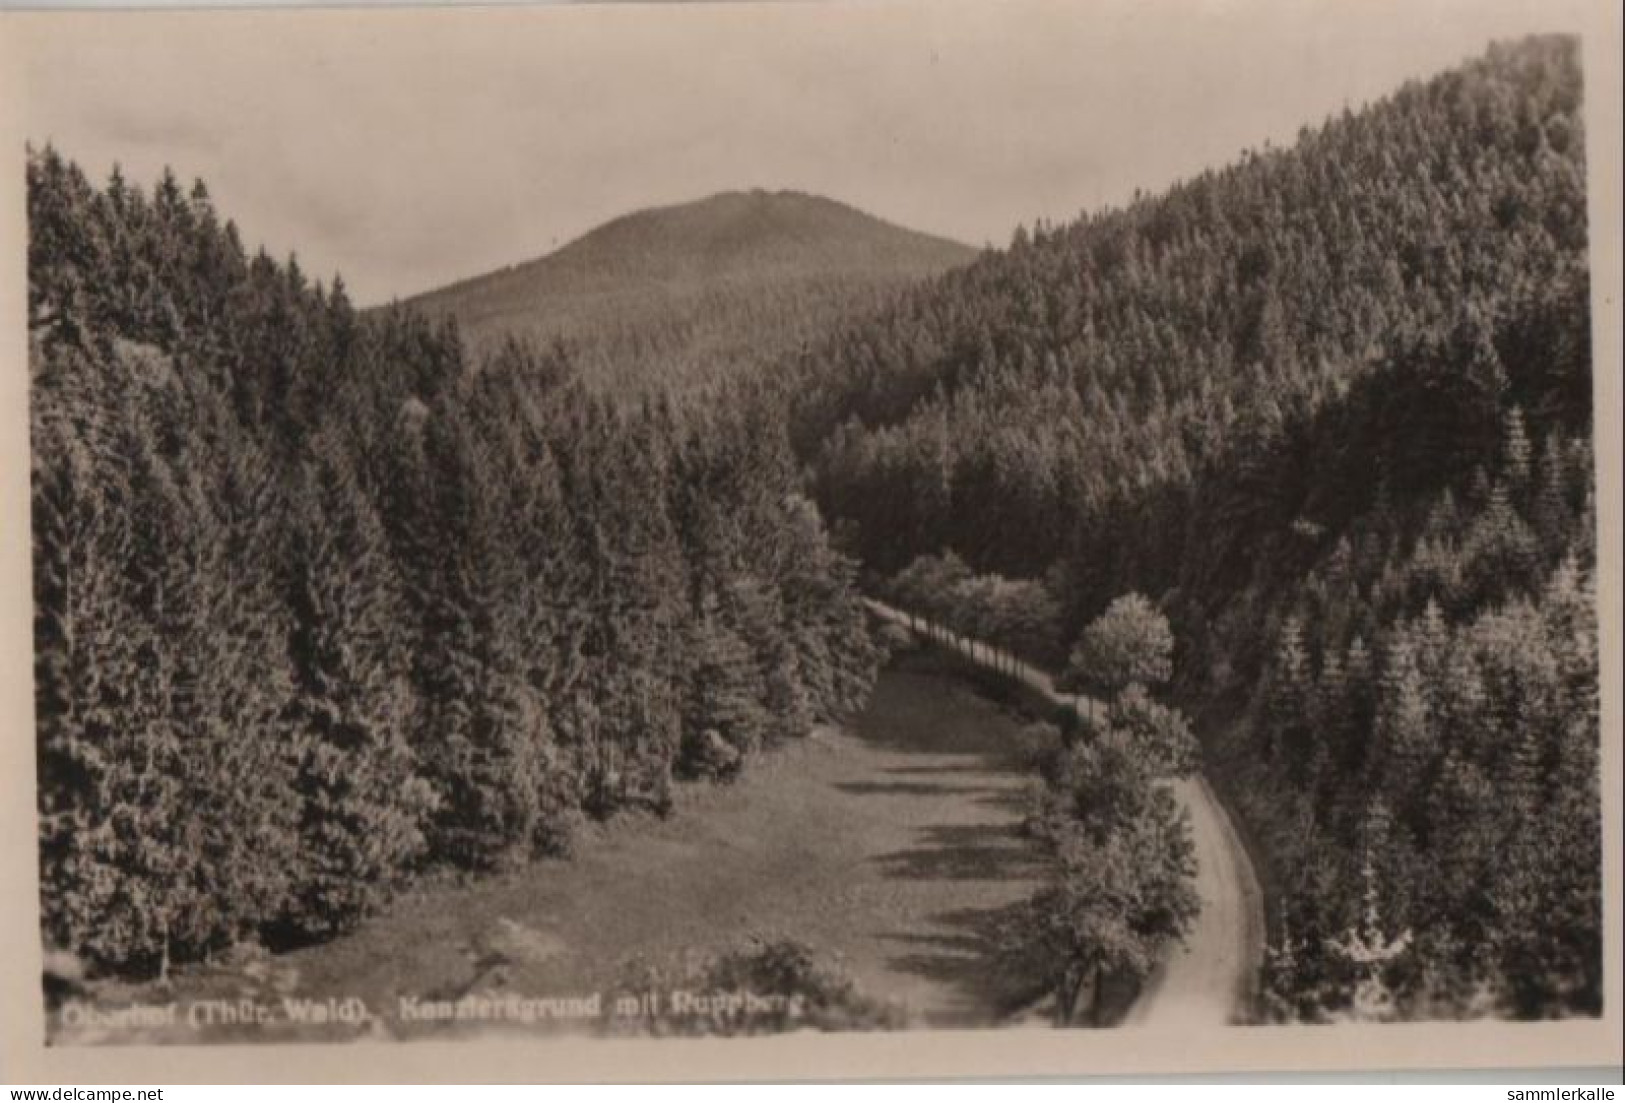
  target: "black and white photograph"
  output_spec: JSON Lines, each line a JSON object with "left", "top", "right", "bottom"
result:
{"left": 0, "top": 0, "right": 1619, "bottom": 1081}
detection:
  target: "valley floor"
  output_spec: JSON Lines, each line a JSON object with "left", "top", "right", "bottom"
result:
{"left": 865, "top": 598, "right": 1267, "bottom": 1030}
{"left": 55, "top": 653, "right": 1050, "bottom": 1043}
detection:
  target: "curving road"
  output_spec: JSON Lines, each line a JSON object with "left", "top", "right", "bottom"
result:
{"left": 1122, "top": 774, "right": 1265, "bottom": 1027}
{"left": 865, "top": 598, "right": 1266, "bottom": 1027}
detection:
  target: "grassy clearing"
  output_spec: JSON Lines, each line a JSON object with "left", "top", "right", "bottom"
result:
{"left": 51, "top": 653, "right": 1053, "bottom": 1043}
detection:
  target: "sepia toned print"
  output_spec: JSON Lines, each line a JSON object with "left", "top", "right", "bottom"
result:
{"left": 0, "top": 0, "right": 1620, "bottom": 1082}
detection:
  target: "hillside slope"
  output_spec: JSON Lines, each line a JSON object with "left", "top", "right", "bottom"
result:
{"left": 401, "top": 190, "right": 976, "bottom": 393}
{"left": 790, "top": 35, "right": 1600, "bottom": 1021}
{"left": 27, "top": 150, "right": 882, "bottom": 979}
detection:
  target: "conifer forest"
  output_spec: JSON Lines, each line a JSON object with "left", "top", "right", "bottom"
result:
{"left": 25, "top": 32, "right": 1604, "bottom": 1037}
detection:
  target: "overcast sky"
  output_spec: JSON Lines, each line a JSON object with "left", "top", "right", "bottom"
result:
{"left": 6, "top": 0, "right": 1595, "bottom": 305}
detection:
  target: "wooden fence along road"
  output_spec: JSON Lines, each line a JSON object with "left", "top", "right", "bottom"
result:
{"left": 865, "top": 597, "right": 1266, "bottom": 1027}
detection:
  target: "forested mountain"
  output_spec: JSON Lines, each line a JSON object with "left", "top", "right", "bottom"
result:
{"left": 28, "top": 152, "right": 879, "bottom": 975}
{"left": 401, "top": 189, "right": 976, "bottom": 394}
{"left": 24, "top": 30, "right": 1602, "bottom": 1027}
{"left": 787, "top": 36, "right": 1600, "bottom": 1019}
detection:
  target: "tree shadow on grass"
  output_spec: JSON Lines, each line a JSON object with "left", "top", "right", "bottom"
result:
{"left": 872, "top": 822, "right": 1043, "bottom": 882}
{"left": 834, "top": 780, "right": 1007, "bottom": 799}
{"left": 882, "top": 903, "right": 1047, "bottom": 1026}
{"left": 974, "top": 786, "right": 1033, "bottom": 817}
{"left": 879, "top": 762, "right": 1007, "bottom": 776}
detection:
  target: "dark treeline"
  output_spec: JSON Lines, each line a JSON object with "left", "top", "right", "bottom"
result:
{"left": 783, "top": 36, "right": 1600, "bottom": 1018}
{"left": 886, "top": 551, "right": 1065, "bottom": 672}
{"left": 28, "top": 149, "right": 878, "bottom": 976}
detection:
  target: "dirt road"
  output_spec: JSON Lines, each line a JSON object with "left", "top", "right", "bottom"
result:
{"left": 1122, "top": 775, "right": 1264, "bottom": 1026}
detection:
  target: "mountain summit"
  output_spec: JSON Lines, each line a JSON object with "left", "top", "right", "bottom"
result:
{"left": 529, "top": 189, "right": 974, "bottom": 281}
{"left": 401, "top": 190, "right": 976, "bottom": 392}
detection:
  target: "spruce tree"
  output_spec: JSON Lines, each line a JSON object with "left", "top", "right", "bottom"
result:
{"left": 279, "top": 442, "right": 436, "bottom": 934}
